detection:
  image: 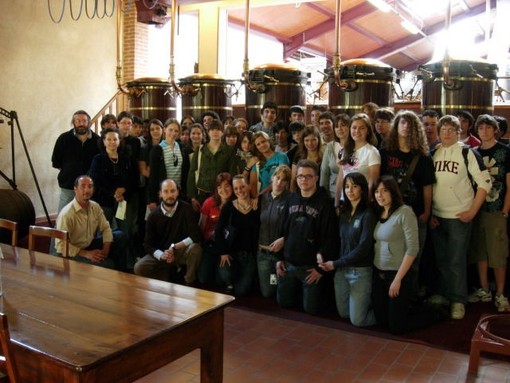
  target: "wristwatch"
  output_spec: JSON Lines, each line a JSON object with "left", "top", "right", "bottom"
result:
{"left": 170, "top": 243, "right": 176, "bottom": 250}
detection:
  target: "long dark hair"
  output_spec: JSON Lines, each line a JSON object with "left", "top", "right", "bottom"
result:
{"left": 296, "top": 126, "right": 322, "bottom": 163}
{"left": 341, "top": 172, "right": 369, "bottom": 216}
{"left": 372, "top": 175, "right": 403, "bottom": 218}
{"left": 386, "top": 110, "right": 428, "bottom": 155}
{"left": 147, "top": 118, "right": 164, "bottom": 151}
{"left": 213, "top": 172, "right": 233, "bottom": 207}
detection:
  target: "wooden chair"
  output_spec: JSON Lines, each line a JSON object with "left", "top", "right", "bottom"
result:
{"left": 0, "top": 220, "right": 17, "bottom": 247}
{"left": 28, "top": 225, "right": 69, "bottom": 257}
{"left": 469, "top": 314, "right": 510, "bottom": 376}
{"left": 0, "top": 313, "right": 20, "bottom": 383}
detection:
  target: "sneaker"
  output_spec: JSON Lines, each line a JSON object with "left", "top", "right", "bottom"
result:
{"left": 426, "top": 294, "right": 450, "bottom": 306}
{"left": 495, "top": 294, "right": 510, "bottom": 313}
{"left": 468, "top": 288, "right": 492, "bottom": 303}
{"left": 451, "top": 302, "right": 465, "bottom": 320}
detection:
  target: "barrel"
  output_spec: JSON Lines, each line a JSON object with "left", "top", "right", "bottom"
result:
{"left": 126, "top": 77, "right": 177, "bottom": 122}
{"left": 327, "top": 58, "right": 395, "bottom": 115}
{"left": 179, "top": 73, "right": 235, "bottom": 123}
{"left": 419, "top": 59, "right": 498, "bottom": 119}
{"left": 245, "top": 63, "right": 309, "bottom": 125}
{"left": 0, "top": 189, "right": 35, "bottom": 243}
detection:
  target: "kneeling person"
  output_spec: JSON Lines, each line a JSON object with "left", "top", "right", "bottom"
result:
{"left": 134, "top": 179, "right": 202, "bottom": 284}
{"left": 56, "top": 175, "right": 128, "bottom": 271}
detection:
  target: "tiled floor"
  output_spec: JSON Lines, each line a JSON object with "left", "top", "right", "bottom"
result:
{"left": 136, "top": 307, "right": 510, "bottom": 383}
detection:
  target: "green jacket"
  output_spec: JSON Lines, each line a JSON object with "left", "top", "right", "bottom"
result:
{"left": 187, "top": 143, "right": 237, "bottom": 200}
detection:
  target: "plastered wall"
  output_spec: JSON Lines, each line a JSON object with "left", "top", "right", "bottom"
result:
{"left": 0, "top": 1, "right": 117, "bottom": 219}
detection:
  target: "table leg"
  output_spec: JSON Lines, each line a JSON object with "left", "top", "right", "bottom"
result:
{"left": 200, "top": 310, "right": 225, "bottom": 383}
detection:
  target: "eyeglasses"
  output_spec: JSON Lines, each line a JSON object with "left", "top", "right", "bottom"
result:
{"left": 296, "top": 174, "right": 315, "bottom": 181}
{"left": 440, "top": 128, "right": 458, "bottom": 134}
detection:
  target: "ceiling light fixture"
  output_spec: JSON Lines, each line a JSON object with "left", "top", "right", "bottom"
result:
{"left": 368, "top": 0, "right": 392, "bottom": 13}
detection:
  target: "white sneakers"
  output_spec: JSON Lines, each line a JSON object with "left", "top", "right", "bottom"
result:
{"left": 495, "top": 294, "right": 510, "bottom": 313}
{"left": 468, "top": 288, "right": 492, "bottom": 303}
{"left": 468, "top": 288, "right": 510, "bottom": 313}
{"left": 451, "top": 302, "right": 465, "bottom": 320}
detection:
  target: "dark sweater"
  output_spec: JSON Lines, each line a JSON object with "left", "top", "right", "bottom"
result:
{"left": 214, "top": 201, "right": 260, "bottom": 255}
{"left": 88, "top": 152, "right": 138, "bottom": 208}
{"left": 51, "top": 129, "right": 100, "bottom": 189}
{"left": 144, "top": 202, "right": 202, "bottom": 255}
{"left": 282, "top": 187, "right": 339, "bottom": 270}
{"left": 333, "top": 207, "right": 377, "bottom": 268}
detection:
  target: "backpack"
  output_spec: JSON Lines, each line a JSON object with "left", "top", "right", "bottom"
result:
{"left": 432, "top": 145, "right": 484, "bottom": 193}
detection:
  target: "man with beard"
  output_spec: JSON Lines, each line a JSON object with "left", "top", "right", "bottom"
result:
{"left": 55, "top": 175, "right": 128, "bottom": 270}
{"left": 134, "top": 179, "right": 202, "bottom": 285}
{"left": 52, "top": 110, "right": 100, "bottom": 212}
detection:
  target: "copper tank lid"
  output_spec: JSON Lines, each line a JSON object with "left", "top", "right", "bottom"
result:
{"left": 252, "top": 63, "right": 300, "bottom": 71}
{"left": 130, "top": 77, "right": 170, "bottom": 83}
{"left": 181, "top": 73, "right": 225, "bottom": 80}
{"left": 341, "top": 58, "right": 391, "bottom": 67}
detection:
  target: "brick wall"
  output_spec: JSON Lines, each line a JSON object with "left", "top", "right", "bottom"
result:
{"left": 123, "top": 6, "right": 150, "bottom": 81}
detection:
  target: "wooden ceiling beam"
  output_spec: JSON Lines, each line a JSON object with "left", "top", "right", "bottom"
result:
{"left": 304, "top": 2, "right": 335, "bottom": 18}
{"left": 284, "top": 2, "right": 375, "bottom": 59}
{"left": 365, "top": 2, "right": 490, "bottom": 65}
{"left": 228, "top": 16, "right": 293, "bottom": 44}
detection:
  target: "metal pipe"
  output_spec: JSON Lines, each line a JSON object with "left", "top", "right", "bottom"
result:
{"left": 169, "top": 0, "right": 183, "bottom": 94}
{"left": 332, "top": 0, "right": 343, "bottom": 88}
{"left": 443, "top": 0, "right": 454, "bottom": 88}
{"left": 243, "top": 0, "right": 264, "bottom": 92}
{"left": 116, "top": 0, "right": 130, "bottom": 94}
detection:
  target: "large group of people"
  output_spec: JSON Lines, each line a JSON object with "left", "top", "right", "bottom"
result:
{"left": 50, "top": 101, "right": 510, "bottom": 335}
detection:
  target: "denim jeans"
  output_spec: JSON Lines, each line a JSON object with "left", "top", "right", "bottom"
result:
{"left": 431, "top": 217, "right": 472, "bottom": 304}
{"left": 58, "top": 188, "right": 75, "bottom": 213}
{"left": 51, "top": 188, "right": 76, "bottom": 254}
{"left": 217, "top": 251, "right": 256, "bottom": 296}
{"left": 197, "top": 240, "right": 220, "bottom": 285}
{"left": 257, "top": 249, "right": 278, "bottom": 298}
{"left": 410, "top": 219, "right": 428, "bottom": 296}
{"left": 277, "top": 262, "right": 324, "bottom": 315}
{"left": 334, "top": 267, "right": 375, "bottom": 327}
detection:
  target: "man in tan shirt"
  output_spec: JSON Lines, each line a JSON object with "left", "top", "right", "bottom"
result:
{"left": 55, "top": 175, "right": 128, "bottom": 271}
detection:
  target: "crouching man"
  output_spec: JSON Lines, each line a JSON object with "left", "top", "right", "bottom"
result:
{"left": 56, "top": 175, "right": 128, "bottom": 271}
{"left": 134, "top": 179, "right": 202, "bottom": 284}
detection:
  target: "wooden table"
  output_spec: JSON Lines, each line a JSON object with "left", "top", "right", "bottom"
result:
{"left": 0, "top": 244, "right": 234, "bottom": 383}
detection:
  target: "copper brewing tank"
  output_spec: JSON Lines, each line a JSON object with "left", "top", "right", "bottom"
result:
{"left": 126, "top": 77, "right": 177, "bottom": 122}
{"left": 419, "top": 59, "right": 498, "bottom": 119}
{"left": 327, "top": 58, "right": 395, "bottom": 115}
{"left": 179, "top": 73, "right": 234, "bottom": 122}
{"left": 245, "top": 63, "right": 309, "bottom": 125}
